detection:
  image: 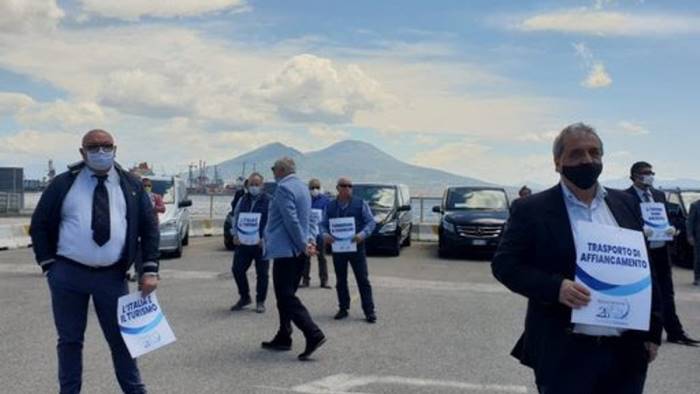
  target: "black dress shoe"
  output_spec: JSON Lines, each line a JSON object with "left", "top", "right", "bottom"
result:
{"left": 365, "top": 313, "right": 377, "bottom": 324}
{"left": 334, "top": 309, "right": 348, "bottom": 320}
{"left": 230, "top": 298, "right": 252, "bottom": 311}
{"left": 299, "top": 279, "right": 310, "bottom": 288}
{"left": 320, "top": 282, "right": 332, "bottom": 289}
{"left": 298, "top": 334, "right": 326, "bottom": 361}
{"left": 261, "top": 337, "right": 292, "bottom": 351}
{"left": 668, "top": 334, "right": 700, "bottom": 346}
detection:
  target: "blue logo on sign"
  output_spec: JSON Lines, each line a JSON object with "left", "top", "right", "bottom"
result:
{"left": 575, "top": 266, "right": 650, "bottom": 297}
{"left": 120, "top": 312, "right": 164, "bottom": 335}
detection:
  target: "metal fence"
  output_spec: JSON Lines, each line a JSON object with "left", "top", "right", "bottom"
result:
{"left": 410, "top": 196, "right": 442, "bottom": 224}
{"left": 0, "top": 192, "right": 23, "bottom": 214}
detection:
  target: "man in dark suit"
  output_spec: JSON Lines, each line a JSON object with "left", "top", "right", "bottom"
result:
{"left": 492, "top": 123, "right": 662, "bottom": 394}
{"left": 625, "top": 161, "right": 699, "bottom": 346}
{"left": 31, "top": 129, "right": 160, "bottom": 393}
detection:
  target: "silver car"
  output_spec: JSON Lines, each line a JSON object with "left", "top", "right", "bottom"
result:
{"left": 149, "top": 176, "right": 191, "bottom": 258}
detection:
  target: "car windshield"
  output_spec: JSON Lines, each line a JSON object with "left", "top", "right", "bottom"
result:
{"left": 353, "top": 185, "right": 396, "bottom": 211}
{"left": 447, "top": 189, "right": 508, "bottom": 210}
{"left": 150, "top": 179, "right": 175, "bottom": 204}
{"left": 681, "top": 192, "right": 700, "bottom": 211}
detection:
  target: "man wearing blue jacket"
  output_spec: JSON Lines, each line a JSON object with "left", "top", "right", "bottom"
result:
{"left": 301, "top": 178, "right": 331, "bottom": 288}
{"left": 261, "top": 157, "right": 326, "bottom": 361}
{"left": 322, "top": 177, "right": 377, "bottom": 323}
{"left": 30, "top": 129, "right": 159, "bottom": 394}
{"left": 230, "top": 172, "right": 271, "bottom": 313}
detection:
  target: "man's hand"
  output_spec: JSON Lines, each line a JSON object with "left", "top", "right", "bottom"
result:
{"left": 140, "top": 275, "right": 159, "bottom": 296}
{"left": 305, "top": 242, "right": 317, "bottom": 257}
{"left": 645, "top": 342, "right": 659, "bottom": 363}
{"left": 665, "top": 226, "right": 678, "bottom": 237}
{"left": 352, "top": 233, "right": 365, "bottom": 244}
{"left": 689, "top": 237, "right": 695, "bottom": 246}
{"left": 323, "top": 234, "right": 334, "bottom": 245}
{"left": 558, "top": 279, "right": 591, "bottom": 309}
{"left": 643, "top": 225, "right": 654, "bottom": 238}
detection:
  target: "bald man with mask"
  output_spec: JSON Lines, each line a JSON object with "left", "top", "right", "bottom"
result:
{"left": 31, "top": 129, "right": 160, "bottom": 393}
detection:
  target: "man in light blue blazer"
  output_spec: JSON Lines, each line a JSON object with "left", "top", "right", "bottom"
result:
{"left": 262, "top": 157, "right": 326, "bottom": 361}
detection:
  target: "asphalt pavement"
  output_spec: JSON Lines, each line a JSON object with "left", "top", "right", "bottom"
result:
{"left": 1, "top": 237, "right": 699, "bottom": 393}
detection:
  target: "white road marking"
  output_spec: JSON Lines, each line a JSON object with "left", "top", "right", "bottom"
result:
{"left": 287, "top": 373, "right": 528, "bottom": 393}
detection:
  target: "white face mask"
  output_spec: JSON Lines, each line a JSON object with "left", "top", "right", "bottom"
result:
{"left": 641, "top": 175, "right": 654, "bottom": 187}
{"left": 310, "top": 189, "right": 321, "bottom": 197}
{"left": 86, "top": 150, "right": 115, "bottom": 172}
{"left": 248, "top": 186, "right": 261, "bottom": 196}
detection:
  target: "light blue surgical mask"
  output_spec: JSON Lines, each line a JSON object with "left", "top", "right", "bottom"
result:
{"left": 86, "top": 150, "right": 115, "bottom": 172}
{"left": 248, "top": 186, "right": 262, "bottom": 196}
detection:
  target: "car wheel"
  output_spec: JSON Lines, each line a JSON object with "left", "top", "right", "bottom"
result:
{"left": 438, "top": 234, "right": 449, "bottom": 258}
{"left": 388, "top": 234, "right": 401, "bottom": 256}
{"left": 402, "top": 224, "right": 412, "bottom": 247}
{"left": 172, "top": 237, "right": 183, "bottom": 258}
{"left": 182, "top": 228, "right": 189, "bottom": 246}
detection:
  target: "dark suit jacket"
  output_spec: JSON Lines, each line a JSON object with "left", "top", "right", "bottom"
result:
{"left": 491, "top": 184, "right": 663, "bottom": 376}
{"left": 30, "top": 162, "right": 160, "bottom": 275}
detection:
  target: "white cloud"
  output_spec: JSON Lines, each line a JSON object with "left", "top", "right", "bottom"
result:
{"left": 574, "top": 43, "right": 612, "bottom": 89}
{"left": 0, "top": 129, "right": 79, "bottom": 157}
{"left": 0, "top": 92, "right": 35, "bottom": 116}
{"left": 17, "top": 100, "right": 106, "bottom": 130}
{"left": 617, "top": 121, "right": 649, "bottom": 135}
{"left": 0, "top": 0, "right": 64, "bottom": 34}
{"left": 255, "top": 54, "right": 393, "bottom": 124}
{"left": 517, "top": 9, "right": 700, "bottom": 37}
{"left": 583, "top": 63, "right": 612, "bottom": 88}
{"left": 78, "top": 0, "right": 249, "bottom": 21}
{"left": 308, "top": 125, "right": 350, "bottom": 147}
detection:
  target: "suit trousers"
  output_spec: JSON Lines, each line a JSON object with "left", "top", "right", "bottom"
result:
{"left": 232, "top": 245, "right": 269, "bottom": 303}
{"left": 273, "top": 255, "right": 323, "bottom": 340}
{"left": 332, "top": 250, "right": 374, "bottom": 314}
{"left": 694, "top": 243, "right": 700, "bottom": 282}
{"left": 536, "top": 335, "right": 648, "bottom": 394}
{"left": 649, "top": 247, "right": 685, "bottom": 337}
{"left": 47, "top": 258, "right": 145, "bottom": 394}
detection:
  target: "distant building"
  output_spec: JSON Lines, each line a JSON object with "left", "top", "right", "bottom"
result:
{"left": 0, "top": 167, "right": 24, "bottom": 212}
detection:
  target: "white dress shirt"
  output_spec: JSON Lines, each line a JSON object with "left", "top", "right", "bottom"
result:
{"left": 633, "top": 185, "right": 665, "bottom": 249}
{"left": 561, "top": 182, "right": 624, "bottom": 337}
{"left": 57, "top": 166, "right": 127, "bottom": 267}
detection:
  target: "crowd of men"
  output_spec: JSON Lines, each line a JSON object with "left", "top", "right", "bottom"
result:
{"left": 28, "top": 126, "right": 699, "bottom": 393}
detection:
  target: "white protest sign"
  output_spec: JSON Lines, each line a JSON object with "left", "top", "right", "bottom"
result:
{"left": 640, "top": 202, "right": 673, "bottom": 242}
{"left": 330, "top": 217, "right": 357, "bottom": 253}
{"left": 118, "top": 291, "right": 176, "bottom": 358}
{"left": 571, "top": 221, "right": 651, "bottom": 331}
{"left": 237, "top": 212, "right": 262, "bottom": 245}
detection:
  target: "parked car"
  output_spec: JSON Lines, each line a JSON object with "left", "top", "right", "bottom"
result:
{"left": 223, "top": 182, "right": 277, "bottom": 251}
{"left": 664, "top": 188, "right": 700, "bottom": 268}
{"left": 352, "top": 183, "right": 412, "bottom": 256}
{"left": 433, "top": 187, "right": 509, "bottom": 258}
{"left": 150, "top": 176, "right": 191, "bottom": 258}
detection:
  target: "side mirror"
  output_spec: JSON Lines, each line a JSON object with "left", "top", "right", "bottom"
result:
{"left": 178, "top": 199, "right": 192, "bottom": 208}
{"left": 432, "top": 206, "right": 442, "bottom": 213}
{"left": 398, "top": 204, "right": 412, "bottom": 212}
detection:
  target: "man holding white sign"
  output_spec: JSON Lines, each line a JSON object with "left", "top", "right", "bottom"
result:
{"left": 625, "top": 162, "right": 699, "bottom": 346}
{"left": 321, "top": 177, "right": 377, "bottom": 323}
{"left": 230, "top": 172, "right": 271, "bottom": 313}
{"left": 492, "top": 123, "right": 662, "bottom": 394}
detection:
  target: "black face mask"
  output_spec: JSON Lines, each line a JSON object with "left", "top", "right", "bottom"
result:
{"left": 561, "top": 162, "right": 603, "bottom": 190}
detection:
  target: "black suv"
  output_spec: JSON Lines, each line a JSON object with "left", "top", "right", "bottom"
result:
{"left": 664, "top": 188, "right": 700, "bottom": 269}
{"left": 353, "top": 183, "right": 412, "bottom": 256}
{"left": 433, "top": 187, "right": 509, "bottom": 258}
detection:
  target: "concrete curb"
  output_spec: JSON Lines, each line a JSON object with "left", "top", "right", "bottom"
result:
{"left": 0, "top": 224, "right": 32, "bottom": 250}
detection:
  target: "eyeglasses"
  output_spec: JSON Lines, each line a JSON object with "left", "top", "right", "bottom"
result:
{"left": 309, "top": 187, "right": 320, "bottom": 190}
{"left": 83, "top": 144, "right": 114, "bottom": 153}
{"left": 338, "top": 184, "right": 353, "bottom": 188}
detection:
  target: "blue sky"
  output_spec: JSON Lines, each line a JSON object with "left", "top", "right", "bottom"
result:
{"left": 1, "top": 0, "right": 698, "bottom": 185}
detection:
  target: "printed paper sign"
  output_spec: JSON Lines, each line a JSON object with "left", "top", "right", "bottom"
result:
{"left": 118, "top": 291, "right": 176, "bottom": 358}
{"left": 330, "top": 217, "right": 357, "bottom": 253}
{"left": 237, "top": 212, "right": 262, "bottom": 245}
{"left": 571, "top": 221, "right": 651, "bottom": 331}
{"left": 640, "top": 202, "right": 673, "bottom": 242}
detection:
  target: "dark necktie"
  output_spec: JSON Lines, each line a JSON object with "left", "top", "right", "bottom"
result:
{"left": 92, "top": 175, "right": 111, "bottom": 246}
{"left": 643, "top": 191, "right": 652, "bottom": 202}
